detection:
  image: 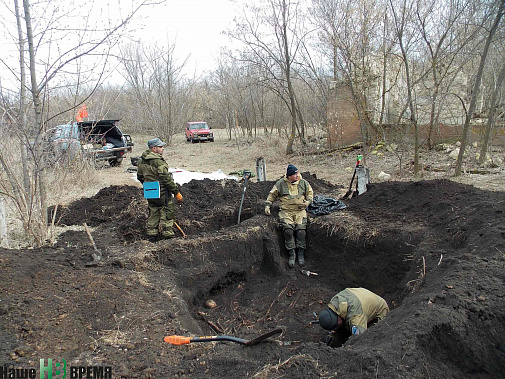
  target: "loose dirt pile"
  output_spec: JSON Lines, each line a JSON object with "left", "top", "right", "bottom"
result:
{"left": 1, "top": 175, "right": 504, "bottom": 378}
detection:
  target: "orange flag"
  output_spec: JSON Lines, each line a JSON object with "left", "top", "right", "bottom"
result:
{"left": 76, "top": 105, "right": 88, "bottom": 121}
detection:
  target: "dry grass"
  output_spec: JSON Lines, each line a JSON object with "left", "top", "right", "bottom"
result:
{"left": 162, "top": 287, "right": 178, "bottom": 301}
{"left": 311, "top": 214, "right": 377, "bottom": 243}
{"left": 157, "top": 129, "right": 346, "bottom": 185}
{"left": 132, "top": 271, "right": 153, "bottom": 287}
{"left": 2, "top": 127, "right": 504, "bottom": 246}
{"left": 99, "top": 327, "right": 130, "bottom": 347}
{"left": 38, "top": 127, "right": 505, "bottom": 207}
{"left": 98, "top": 312, "right": 134, "bottom": 347}
{"left": 129, "top": 248, "right": 161, "bottom": 271}
{"left": 253, "top": 354, "right": 329, "bottom": 378}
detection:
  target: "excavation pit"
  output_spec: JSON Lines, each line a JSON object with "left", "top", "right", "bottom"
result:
{"left": 155, "top": 217, "right": 419, "bottom": 348}
{"left": 18, "top": 177, "right": 505, "bottom": 378}
{"left": 148, "top": 177, "right": 504, "bottom": 376}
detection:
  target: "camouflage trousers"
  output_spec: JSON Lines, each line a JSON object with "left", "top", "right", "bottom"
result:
{"left": 278, "top": 209, "right": 307, "bottom": 250}
{"left": 147, "top": 195, "right": 175, "bottom": 238}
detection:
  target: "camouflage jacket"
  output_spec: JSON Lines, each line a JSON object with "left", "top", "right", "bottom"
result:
{"left": 265, "top": 174, "right": 313, "bottom": 212}
{"left": 137, "top": 150, "right": 179, "bottom": 196}
{"left": 328, "top": 288, "right": 389, "bottom": 335}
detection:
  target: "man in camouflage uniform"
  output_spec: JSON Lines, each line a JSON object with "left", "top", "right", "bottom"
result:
{"left": 318, "top": 287, "right": 389, "bottom": 342}
{"left": 264, "top": 164, "right": 313, "bottom": 268}
{"left": 137, "top": 138, "right": 183, "bottom": 241}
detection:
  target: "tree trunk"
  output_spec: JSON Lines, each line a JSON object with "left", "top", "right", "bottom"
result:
{"left": 23, "top": 0, "right": 48, "bottom": 242}
{"left": 379, "top": 12, "right": 388, "bottom": 128}
{"left": 391, "top": 0, "right": 420, "bottom": 175}
{"left": 455, "top": 0, "right": 504, "bottom": 176}
{"left": 427, "top": 81, "right": 440, "bottom": 150}
{"left": 14, "top": 0, "right": 31, "bottom": 196}
{"left": 346, "top": 76, "right": 370, "bottom": 164}
{"left": 478, "top": 60, "right": 505, "bottom": 163}
{"left": 282, "top": 0, "right": 297, "bottom": 155}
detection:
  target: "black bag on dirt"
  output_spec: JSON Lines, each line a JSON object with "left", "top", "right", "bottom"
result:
{"left": 308, "top": 195, "right": 346, "bottom": 215}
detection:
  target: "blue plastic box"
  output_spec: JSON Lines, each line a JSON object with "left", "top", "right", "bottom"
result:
{"left": 143, "top": 181, "right": 160, "bottom": 199}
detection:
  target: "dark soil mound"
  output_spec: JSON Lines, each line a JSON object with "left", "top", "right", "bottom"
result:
{"left": 51, "top": 173, "right": 342, "bottom": 239}
{"left": 49, "top": 185, "right": 144, "bottom": 227}
{"left": 2, "top": 177, "right": 504, "bottom": 378}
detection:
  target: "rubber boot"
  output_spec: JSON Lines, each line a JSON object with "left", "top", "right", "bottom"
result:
{"left": 161, "top": 232, "right": 176, "bottom": 239}
{"left": 288, "top": 249, "right": 296, "bottom": 268}
{"left": 147, "top": 235, "right": 158, "bottom": 243}
{"left": 297, "top": 248, "right": 305, "bottom": 266}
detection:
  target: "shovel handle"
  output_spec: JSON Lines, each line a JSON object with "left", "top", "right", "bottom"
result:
{"left": 164, "top": 335, "right": 192, "bottom": 345}
{"left": 348, "top": 168, "right": 357, "bottom": 190}
{"left": 174, "top": 222, "right": 186, "bottom": 237}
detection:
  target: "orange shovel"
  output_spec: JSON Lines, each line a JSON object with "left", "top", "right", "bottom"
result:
{"left": 164, "top": 328, "right": 282, "bottom": 347}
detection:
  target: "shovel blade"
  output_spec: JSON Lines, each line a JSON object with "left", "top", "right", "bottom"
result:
{"left": 244, "top": 328, "right": 283, "bottom": 346}
{"left": 341, "top": 189, "right": 352, "bottom": 200}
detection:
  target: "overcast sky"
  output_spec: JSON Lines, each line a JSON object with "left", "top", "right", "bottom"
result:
{"left": 0, "top": 0, "right": 242, "bottom": 91}
{"left": 135, "top": 0, "right": 241, "bottom": 74}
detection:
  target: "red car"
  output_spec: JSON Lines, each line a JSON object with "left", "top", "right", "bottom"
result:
{"left": 185, "top": 121, "right": 214, "bottom": 143}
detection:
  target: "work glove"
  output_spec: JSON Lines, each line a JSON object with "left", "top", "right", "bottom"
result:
{"left": 175, "top": 192, "right": 183, "bottom": 203}
{"left": 264, "top": 205, "right": 271, "bottom": 216}
{"left": 298, "top": 200, "right": 311, "bottom": 210}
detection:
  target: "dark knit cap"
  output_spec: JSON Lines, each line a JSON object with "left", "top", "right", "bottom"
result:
{"left": 286, "top": 164, "right": 298, "bottom": 177}
{"left": 319, "top": 308, "right": 340, "bottom": 330}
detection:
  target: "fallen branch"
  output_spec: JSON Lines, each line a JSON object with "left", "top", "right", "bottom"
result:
{"left": 468, "top": 169, "right": 492, "bottom": 175}
{"left": 208, "top": 320, "right": 224, "bottom": 334}
{"left": 289, "top": 294, "right": 300, "bottom": 309}
{"left": 422, "top": 166, "right": 448, "bottom": 172}
{"left": 265, "top": 284, "right": 289, "bottom": 317}
{"left": 197, "top": 312, "right": 224, "bottom": 334}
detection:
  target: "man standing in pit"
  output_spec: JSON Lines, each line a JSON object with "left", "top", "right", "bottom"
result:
{"left": 264, "top": 164, "right": 313, "bottom": 268}
{"left": 318, "top": 287, "right": 389, "bottom": 344}
{"left": 137, "top": 138, "right": 183, "bottom": 241}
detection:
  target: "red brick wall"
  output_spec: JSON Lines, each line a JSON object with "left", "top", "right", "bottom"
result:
{"left": 327, "top": 84, "right": 505, "bottom": 146}
{"left": 327, "top": 85, "right": 362, "bottom": 147}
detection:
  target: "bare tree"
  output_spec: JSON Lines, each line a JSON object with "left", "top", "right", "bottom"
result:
{"left": 478, "top": 50, "right": 505, "bottom": 164}
{"left": 415, "top": 0, "right": 477, "bottom": 150}
{"left": 119, "top": 41, "right": 192, "bottom": 143}
{"left": 479, "top": 56, "right": 505, "bottom": 163}
{"left": 229, "top": 0, "right": 310, "bottom": 154}
{"left": 311, "top": 0, "right": 396, "bottom": 160}
{"left": 0, "top": 0, "right": 158, "bottom": 245}
{"left": 210, "top": 55, "right": 279, "bottom": 141}
{"left": 389, "top": 0, "right": 422, "bottom": 175}
{"left": 455, "top": 0, "right": 504, "bottom": 176}
{"left": 14, "top": 0, "right": 30, "bottom": 195}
